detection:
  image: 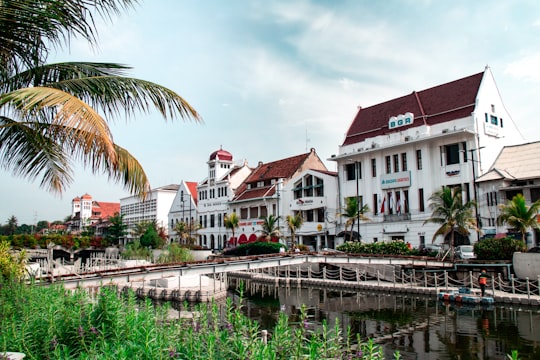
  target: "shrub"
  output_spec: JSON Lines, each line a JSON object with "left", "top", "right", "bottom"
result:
{"left": 474, "top": 237, "right": 526, "bottom": 260}
{"left": 223, "top": 241, "right": 285, "bottom": 256}
{"left": 156, "top": 243, "right": 194, "bottom": 263}
{"left": 337, "top": 241, "right": 411, "bottom": 256}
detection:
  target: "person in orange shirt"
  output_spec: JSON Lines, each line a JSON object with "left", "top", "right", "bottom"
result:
{"left": 478, "top": 269, "right": 490, "bottom": 297}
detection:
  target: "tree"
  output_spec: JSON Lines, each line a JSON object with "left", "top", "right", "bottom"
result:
{"left": 0, "top": 0, "right": 200, "bottom": 196}
{"left": 6, "top": 216, "right": 18, "bottom": 235}
{"left": 106, "top": 212, "right": 127, "bottom": 245}
{"left": 497, "top": 193, "right": 540, "bottom": 243}
{"left": 173, "top": 221, "right": 199, "bottom": 245}
{"left": 139, "top": 225, "right": 160, "bottom": 249}
{"left": 340, "top": 197, "right": 370, "bottom": 241}
{"left": 286, "top": 213, "right": 304, "bottom": 249}
{"left": 224, "top": 212, "right": 239, "bottom": 247}
{"left": 424, "top": 187, "right": 478, "bottom": 260}
{"left": 259, "top": 215, "right": 281, "bottom": 242}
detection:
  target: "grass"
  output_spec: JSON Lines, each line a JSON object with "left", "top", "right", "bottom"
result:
{"left": 0, "top": 281, "right": 398, "bottom": 359}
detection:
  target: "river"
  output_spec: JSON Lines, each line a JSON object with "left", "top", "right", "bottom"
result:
{"left": 225, "top": 279, "right": 540, "bottom": 360}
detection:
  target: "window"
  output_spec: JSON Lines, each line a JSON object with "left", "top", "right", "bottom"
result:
{"left": 315, "top": 177, "right": 324, "bottom": 197}
{"left": 304, "top": 175, "right": 313, "bottom": 197}
{"left": 306, "top": 209, "right": 314, "bottom": 222}
{"left": 444, "top": 143, "right": 460, "bottom": 165}
{"left": 416, "top": 150, "right": 422, "bottom": 170}
{"left": 345, "top": 163, "right": 356, "bottom": 181}
{"left": 500, "top": 118, "right": 503, "bottom": 128}
{"left": 490, "top": 115, "right": 498, "bottom": 125}
{"left": 260, "top": 207, "right": 268, "bottom": 217}
{"left": 403, "top": 190, "right": 409, "bottom": 213}
{"left": 249, "top": 207, "right": 259, "bottom": 219}
{"left": 317, "top": 208, "right": 325, "bottom": 222}
{"left": 373, "top": 194, "right": 378, "bottom": 215}
{"left": 293, "top": 180, "right": 302, "bottom": 199}
{"left": 240, "top": 208, "right": 248, "bottom": 219}
{"left": 385, "top": 156, "right": 391, "bottom": 174}
{"left": 419, "top": 188, "right": 425, "bottom": 212}
{"left": 393, "top": 154, "right": 399, "bottom": 172}
{"left": 210, "top": 214, "right": 215, "bottom": 228}
{"left": 371, "top": 159, "right": 376, "bottom": 177}
{"left": 401, "top": 153, "right": 407, "bottom": 171}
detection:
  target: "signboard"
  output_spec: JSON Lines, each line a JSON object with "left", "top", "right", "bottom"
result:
{"left": 380, "top": 171, "right": 411, "bottom": 189}
{"left": 389, "top": 112, "right": 414, "bottom": 130}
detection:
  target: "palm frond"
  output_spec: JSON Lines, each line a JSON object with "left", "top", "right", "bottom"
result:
{"left": 0, "top": 116, "right": 73, "bottom": 193}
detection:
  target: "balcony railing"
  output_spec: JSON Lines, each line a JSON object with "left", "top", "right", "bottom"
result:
{"left": 383, "top": 213, "right": 411, "bottom": 222}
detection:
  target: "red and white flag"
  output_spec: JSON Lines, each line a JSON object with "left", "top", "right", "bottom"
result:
{"left": 380, "top": 196, "right": 386, "bottom": 213}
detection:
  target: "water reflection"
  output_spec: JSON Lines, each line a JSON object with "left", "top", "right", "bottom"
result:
{"left": 229, "top": 279, "right": 540, "bottom": 360}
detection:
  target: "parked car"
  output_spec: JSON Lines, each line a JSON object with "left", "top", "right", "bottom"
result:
{"left": 455, "top": 245, "right": 476, "bottom": 259}
{"left": 419, "top": 244, "right": 442, "bottom": 256}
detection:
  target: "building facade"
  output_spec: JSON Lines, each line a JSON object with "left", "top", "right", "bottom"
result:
{"left": 195, "top": 148, "right": 252, "bottom": 250}
{"left": 67, "top": 193, "right": 119, "bottom": 236}
{"left": 168, "top": 180, "right": 198, "bottom": 243}
{"left": 477, "top": 141, "right": 540, "bottom": 247}
{"left": 229, "top": 148, "right": 330, "bottom": 249}
{"left": 330, "top": 67, "right": 524, "bottom": 248}
{"left": 120, "top": 184, "right": 179, "bottom": 244}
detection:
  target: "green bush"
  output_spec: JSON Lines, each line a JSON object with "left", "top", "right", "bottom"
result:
{"left": 337, "top": 241, "right": 411, "bottom": 256}
{"left": 156, "top": 243, "right": 194, "bottom": 263}
{"left": 474, "top": 237, "right": 526, "bottom": 260}
{"left": 223, "top": 241, "right": 285, "bottom": 256}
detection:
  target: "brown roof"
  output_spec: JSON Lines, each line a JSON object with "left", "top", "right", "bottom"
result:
{"left": 343, "top": 71, "right": 484, "bottom": 145}
{"left": 233, "top": 149, "right": 325, "bottom": 202}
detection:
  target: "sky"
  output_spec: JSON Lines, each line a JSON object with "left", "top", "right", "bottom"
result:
{"left": 3, "top": 0, "right": 540, "bottom": 224}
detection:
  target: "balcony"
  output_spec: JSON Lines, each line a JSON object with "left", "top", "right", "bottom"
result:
{"left": 383, "top": 213, "right": 411, "bottom": 222}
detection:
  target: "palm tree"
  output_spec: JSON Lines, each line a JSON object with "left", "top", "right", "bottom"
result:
{"left": 259, "top": 214, "right": 281, "bottom": 242}
{"left": 341, "top": 197, "right": 370, "bottom": 241}
{"left": 424, "top": 187, "right": 478, "bottom": 260}
{"left": 0, "top": 0, "right": 200, "bottom": 196}
{"left": 286, "top": 213, "right": 304, "bottom": 249}
{"left": 497, "top": 193, "right": 540, "bottom": 243}
{"left": 173, "top": 221, "right": 190, "bottom": 244}
{"left": 224, "top": 212, "right": 239, "bottom": 247}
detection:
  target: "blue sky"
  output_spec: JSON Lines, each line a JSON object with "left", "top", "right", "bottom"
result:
{"left": 2, "top": 0, "right": 540, "bottom": 224}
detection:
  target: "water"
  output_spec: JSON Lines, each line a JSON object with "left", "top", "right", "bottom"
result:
{"left": 229, "top": 280, "right": 540, "bottom": 360}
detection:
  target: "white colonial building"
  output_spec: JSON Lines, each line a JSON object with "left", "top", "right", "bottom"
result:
{"left": 120, "top": 184, "right": 179, "bottom": 243}
{"left": 330, "top": 67, "right": 524, "bottom": 248}
{"left": 229, "top": 148, "right": 331, "bottom": 250}
{"left": 476, "top": 141, "right": 540, "bottom": 247}
{"left": 195, "top": 147, "right": 252, "bottom": 250}
{"left": 282, "top": 168, "right": 339, "bottom": 250}
{"left": 167, "top": 180, "right": 198, "bottom": 243}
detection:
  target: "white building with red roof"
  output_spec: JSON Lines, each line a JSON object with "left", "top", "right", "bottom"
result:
{"left": 195, "top": 147, "right": 252, "bottom": 249}
{"left": 67, "top": 193, "right": 120, "bottom": 235}
{"left": 229, "top": 148, "right": 330, "bottom": 249}
{"left": 167, "top": 180, "right": 198, "bottom": 243}
{"left": 330, "top": 67, "right": 524, "bottom": 248}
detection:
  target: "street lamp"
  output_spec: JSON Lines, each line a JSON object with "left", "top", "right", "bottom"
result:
{"left": 468, "top": 146, "right": 485, "bottom": 241}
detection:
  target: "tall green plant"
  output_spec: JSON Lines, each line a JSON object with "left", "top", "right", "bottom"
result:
{"left": 424, "top": 187, "right": 478, "bottom": 260}
{"left": 286, "top": 213, "right": 304, "bottom": 248}
{"left": 340, "top": 197, "right": 370, "bottom": 241}
{"left": 0, "top": 0, "right": 200, "bottom": 196}
{"left": 0, "top": 240, "right": 27, "bottom": 281}
{"left": 224, "top": 212, "right": 239, "bottom": 246}
{"left": 259, "top": 214, "right": 281, "bottom": 242}
{"left": 497, "top": 194, "right": 540, "bottom": 243}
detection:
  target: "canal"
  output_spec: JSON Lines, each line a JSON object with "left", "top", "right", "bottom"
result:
{"left": 224, "top": 280, "right": 540, "bottom": 360}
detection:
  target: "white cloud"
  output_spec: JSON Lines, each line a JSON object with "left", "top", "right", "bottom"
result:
{"left": 505, "top": 53, "right": 540, "bottom": 82}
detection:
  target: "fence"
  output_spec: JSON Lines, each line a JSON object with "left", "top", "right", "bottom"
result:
{"left": 245, "top": 264, "right": 540, "bottom": 300}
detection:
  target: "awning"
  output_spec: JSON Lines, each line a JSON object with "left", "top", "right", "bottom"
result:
{"left": 238, "top": 234, "right": 248, "bottom": 244}
{"left": 248, "top": 234, "right": 257, "bottom": 243}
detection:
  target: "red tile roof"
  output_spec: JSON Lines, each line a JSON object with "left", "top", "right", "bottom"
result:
{"left": 343, "top": 71, "right": 484, "bottom": 145}
{"left": 92, "top": 201, "right": 120, "bottom": 220}
{"left": 186, "top": 181, "right": 199, "bottom": 205}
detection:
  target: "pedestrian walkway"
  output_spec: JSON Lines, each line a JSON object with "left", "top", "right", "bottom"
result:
{"left": 230, "top": 267, "right": 540, "bottom": 307}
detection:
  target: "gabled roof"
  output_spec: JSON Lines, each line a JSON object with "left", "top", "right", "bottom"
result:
{"left": 477, "top": 141, "right": 540, "bottom": 182}
{"left": 185, "top": 181, "right": 199, "bottom": 205}
{"left": 343, "top": 71, "right": 484, "bottom": 145}
{"left": 232, "top": 149, "right": 325, "bottom": 202}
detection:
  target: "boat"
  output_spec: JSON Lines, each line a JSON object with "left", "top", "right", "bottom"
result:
{"left": 438, "top": 288, "right": 494, "bottom": 305}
